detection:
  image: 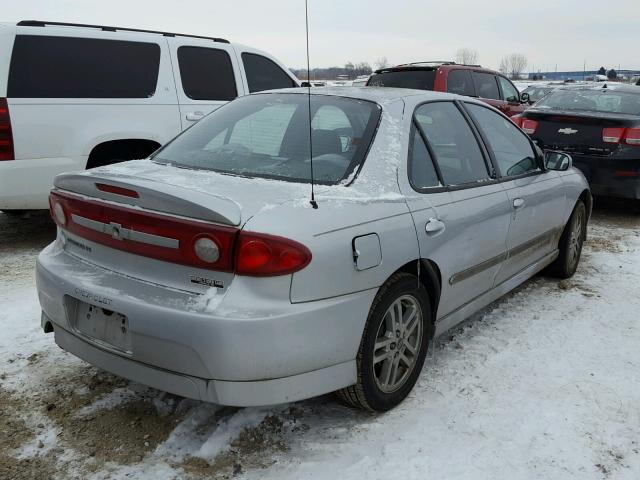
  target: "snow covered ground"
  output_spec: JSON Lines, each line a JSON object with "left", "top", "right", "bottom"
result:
{"left": 1, "top": 201, "right": 639, "bottom": 480}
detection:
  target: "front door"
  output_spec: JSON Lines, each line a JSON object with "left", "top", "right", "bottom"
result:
{"left": 168, "top": 38, "right": 244, "bottom": 130}
{"left": 464, "top": 102, "right": 565, "bottom": 284}
{"left": 402, "top": 101, "right": 513, "bottom": 319}
{"left": 497, "top": 76, "right": 526, "bottom": 117}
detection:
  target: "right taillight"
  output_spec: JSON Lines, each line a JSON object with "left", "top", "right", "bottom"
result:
{"left": 236, "top": 232, "right": 312, "bottom": 277}
{"left": 0, "top": 98, "right": 15, "bottom": 161}
{"left": 623, "top": 128, "right": 640, "bottom": 146}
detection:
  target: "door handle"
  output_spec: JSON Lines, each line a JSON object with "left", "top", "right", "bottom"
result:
{"left": 185, "top": 111, "right": 205, "bottom": 121}
{"left": 425, "top": 218, "right": 445, "bottom": 235}
{"left": 513, "top": 198, "right": 525, "bottom": 209}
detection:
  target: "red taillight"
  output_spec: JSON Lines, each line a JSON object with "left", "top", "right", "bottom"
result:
{"left": 603, "top": 127, "right": 625, "bottom": 144}
{"left": 623, "top": 128, "right": 640, "bottom": 146}
{"left": 96, "top": 183, "right": 140, "bottom": 198}
{"left": 511, "top": 115, "right": 524, "bottom": 128}
{"left": 521, "top": 119, "right": 539, "bottom": 135}
{"left": 49, "top": 190, "right": 312, "bottom": 276}
{"left": 0, "top": 98, "right": 15, "bottom": 161}
{"left": 49, "top": 190, "right": 237, "bottom": 271}
{"left": 236, "top": 232, "right": 312, "bottom": 277}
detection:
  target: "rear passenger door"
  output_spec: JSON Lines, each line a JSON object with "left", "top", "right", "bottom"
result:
{"left": 168, "top": 38, "right": 244, "bottom": 129}
{"left": 402, "top": 101, "right": 513, "bottom": 319}
{"left": 472, "top": 71, "right": 510, "bottom": 115}
{"left": 465, "top": 103, "right": 565, "bottom": 284}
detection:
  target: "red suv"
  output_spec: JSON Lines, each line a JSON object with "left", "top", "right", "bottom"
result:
{"left": 367, "top": 61, "right": 527, "bottom": 117}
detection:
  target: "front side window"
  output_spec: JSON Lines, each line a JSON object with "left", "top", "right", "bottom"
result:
{"left": 466, "top": 103, "right": 539, "bottom": 177}
{"left": 178, "top": 46, "right": 237, "bottom": 101}
{"left": 414, "top": 102, "right": 490, "bottom": 186}
{"left": 447, "top": 70, "right": 476, "bottom": 97}
{"left": 153, "top": 93, "right": 381, "bottom": 184}
{"left": 473, "top": 72, "right": 500, "bottom": 100}
{"left": 242, "top": 53, "right": 296, "bottom": 93}
{"left": 367, "top": 70, "right": 436, "bottom": 90}
{"left": 8, "top": 35, "right": 160, "bottom": 98}
{"left": 498, "top": 77, "right": 520, "bottom": 103}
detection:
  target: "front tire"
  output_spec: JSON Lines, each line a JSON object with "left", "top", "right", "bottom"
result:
{"left": 337, "top": 273, "right": 432, "bottom": 412}
{"left": 546, "top": 200, "right": 586, "bottom": 278}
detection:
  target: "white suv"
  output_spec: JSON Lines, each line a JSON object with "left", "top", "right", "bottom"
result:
{"left": 0, "top": 20, "right": 300, "bottom": 211}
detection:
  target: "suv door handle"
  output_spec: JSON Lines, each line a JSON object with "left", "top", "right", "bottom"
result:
{"left": 185, "top": 111, "right": 205, "bottom": 121}
{"left": 513, "top": 198, "right": 525, "bottom": 209}
{"left": 425, "top": 218, "right": 445, "bottom": 235}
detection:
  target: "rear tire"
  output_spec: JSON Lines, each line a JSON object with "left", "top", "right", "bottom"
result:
{"left": 546, "top": 200, "right": 586, "bottom": 278}
{"left": 337, "top": 273, "right": 433, "bottom": 412}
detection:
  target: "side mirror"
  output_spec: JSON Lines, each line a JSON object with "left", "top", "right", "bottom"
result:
{"left": 520, "top": 92, "right": 530, "bottom": 104}
{"left": 544, "top": 150, "right": 572, "bottom": 171}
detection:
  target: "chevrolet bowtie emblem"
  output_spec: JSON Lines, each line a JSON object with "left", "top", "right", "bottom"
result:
{"left": 558, "top": 128, "right": 578, "bottom": 135}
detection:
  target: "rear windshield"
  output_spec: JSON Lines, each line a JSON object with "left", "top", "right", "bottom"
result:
{"left": 535, "top": 89, "right": 640, "bottom": 115}
{"left": 367, "top": 70, "right": 435, "bottom": 91}
{"left": 153, "top": 94, "right": 381, "bottom": 184}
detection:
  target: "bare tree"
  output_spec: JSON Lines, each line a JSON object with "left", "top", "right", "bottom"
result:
{"left": 499, "top": 53, "right": 528, "bottom": 79}
{"left": 455, "top": 48, "right": 479, "bottom": 65}
{"left": 374, "top": 57, "right": 389, "bottom": 70}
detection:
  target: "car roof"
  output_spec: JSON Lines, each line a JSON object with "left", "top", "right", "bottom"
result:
{"left": 373, "top": 62, "right": 496, "bottom": 75}
{"left": 555, "top": 83, "right": 640, "bottom": 94}
{"left": 255, "top": 86, "right": 463, "bottom": 104}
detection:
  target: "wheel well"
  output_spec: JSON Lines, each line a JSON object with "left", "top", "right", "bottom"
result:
{"left": 396, "top": 259, "right": 442, "bottom": 323}
{"left": 86, "top": 139, "right": 161, "bottom": 169}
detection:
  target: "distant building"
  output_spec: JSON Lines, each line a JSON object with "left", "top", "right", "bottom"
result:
{"left": 528, "top": 70, "right": 640, "bottom": 82}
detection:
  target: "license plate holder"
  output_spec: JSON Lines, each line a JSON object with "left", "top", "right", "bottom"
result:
{"left": 72, "top": 300, "right": 132, "bottom": 354}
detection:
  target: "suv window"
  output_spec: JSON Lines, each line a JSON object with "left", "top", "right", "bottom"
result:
{"left": 447, "top": 70, "right": 476, "bottom": 96}
{"left": 408, "top": 123, "right": 440, "bottom": 189}
{"left": 466, "top": 103, "right": 539, "bottom": 177}
{"left": 414, "top": 102, "right": 490, "bottom": 185}
{"left": 8, "top": 35, "right": 160, "bottom": 98}
{"left": 367, "top": 69, "right": 436, "bottom": 90}
{"left": 498, "top": 77, "right": 520, "bottom": 103}
{"left": 242, "top": 53, "right": 296, "bottom": 93}
{"left": 473, "top": 72, "right": 500, "bottom": 100}
{"left": 178, "top": 46, "right": 237, "bottom": 101}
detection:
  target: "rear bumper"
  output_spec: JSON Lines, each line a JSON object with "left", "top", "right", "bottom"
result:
{"left": 36, "top": 239, "right": 375, "bottom": 406}
{"left": 0, "top": 157, "right": 86, "bottom": 210}
{"left": 572, "top": 155, "right": 640, "bottom": 200}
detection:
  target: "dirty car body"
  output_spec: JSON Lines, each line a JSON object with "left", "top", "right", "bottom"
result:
{"left": 36, "top": 87, "right": 590, "bottom": 410}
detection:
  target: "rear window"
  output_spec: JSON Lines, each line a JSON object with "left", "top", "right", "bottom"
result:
{"left": 534, "top": 89, "right": 640, "bottom": 115}
{"left": 367, "top": 70, "right": 436, "bottom": 91}
{"left": 178, "top": 46, "right": 237, "bottom": 101}
{"left": 153, "top": 93, "right": 381, "bottom": 185}
{"left": 241, "top": 53, "right": 297, "bottom": 93}
{"left": 8, "top": 35, "right": 160, "bottom": 98}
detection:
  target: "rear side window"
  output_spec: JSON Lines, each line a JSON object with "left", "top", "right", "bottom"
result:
{"left": 498, "top": 77, "right": 520, "bottom": 102}
{"left": 414, "top": 102, "right": 490, "bottom": 186}
{"left": 178, "top": 46, "right": 237, "bottom": 101}
{"left": 447, "top": 70, "right": 475, "bottom": 96}
{"left": 466, "top": 103, "right": 538, "bottom": 177}
{"left": 408, "top": 123, "right": 440, "bottom": 189}
{"left": 8, "top": 35, "right": 160, "bottom": 98}
{"left": 367, "top": 70, "right": 436, "bottom": 90}
{"left": 242, "top": 53, "right": 296, "bottom": 93}
{"left": 473, "top": 72, "right": 500, "bottom": 100}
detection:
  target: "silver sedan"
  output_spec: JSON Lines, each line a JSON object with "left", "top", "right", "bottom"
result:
{"left": 36, "top": 87, "right": 591, "bottom": 411}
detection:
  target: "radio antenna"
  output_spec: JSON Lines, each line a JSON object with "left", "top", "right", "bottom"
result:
{"left": 305, "top": 0, "right": 318, "bottom": 209}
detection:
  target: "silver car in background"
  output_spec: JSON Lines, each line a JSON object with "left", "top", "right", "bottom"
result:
{"left": 36, "top": 88, "right": 591, "bottom": 412}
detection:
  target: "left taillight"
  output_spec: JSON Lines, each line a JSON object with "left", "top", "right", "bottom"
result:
{"left": 511, "top": 115, "right": 538, "bottom": 135}
{"left": 236, "top": 232, "right": 312, "bottom": 277}
{"left": 0, "top": 98, "right": 15, "bottom": 161}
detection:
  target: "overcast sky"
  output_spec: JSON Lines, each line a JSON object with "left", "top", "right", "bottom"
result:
{"left": 5, "top": 0, "right": 639, "bottom": 72}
